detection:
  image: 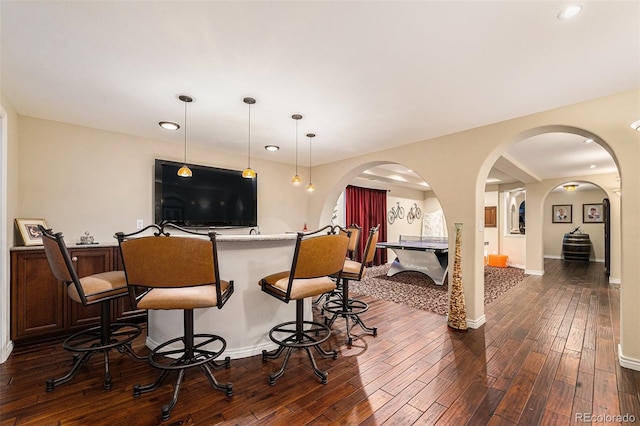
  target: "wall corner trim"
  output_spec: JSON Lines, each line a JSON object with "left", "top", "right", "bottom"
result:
{"left": 466, "top": 315, "right": 486, "bottom": 329}
{"left": 618, "top": 344, "right": 640, "bottom": 372}
{"left": 0, "top": 340, "right": 13, "bottom": 364}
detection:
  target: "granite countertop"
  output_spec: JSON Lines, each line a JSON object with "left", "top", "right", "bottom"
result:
{"left": 11, "top": 233, "right": 298, "bottom": 251}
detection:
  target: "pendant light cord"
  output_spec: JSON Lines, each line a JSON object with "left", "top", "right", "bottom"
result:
{"left": 247, "top": 102, "right": 251, "bottom": 168}
{"left": 183, "top": 100, "right": 188, "bottom": 163}
{"left": 295, "top": 119, "right": 299, "bottom": 174}
{"left": 308, "top": 134, "right": 312, "bottom": 182}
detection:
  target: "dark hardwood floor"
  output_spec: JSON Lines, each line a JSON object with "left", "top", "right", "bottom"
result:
{"left": 1, "top": 259, "right": 639, "bottom": 425}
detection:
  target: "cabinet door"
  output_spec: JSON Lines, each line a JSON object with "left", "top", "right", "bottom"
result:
{"left": 67, "top": 247, "right": 113, "bottom": 330}
{"left": 11, "top": 251, "right": 65, "bottom": 340}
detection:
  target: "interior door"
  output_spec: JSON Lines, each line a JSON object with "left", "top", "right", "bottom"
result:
{"left": 603, "top": 197, "right": 610, "bottom": 276}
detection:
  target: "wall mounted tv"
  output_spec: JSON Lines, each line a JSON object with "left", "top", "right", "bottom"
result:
{"left": 154, "top": 159, "right": 257, "bottom": 227}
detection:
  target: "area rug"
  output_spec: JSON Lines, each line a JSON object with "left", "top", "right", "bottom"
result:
{"left": 349, "top": 264, "right": 527, "bottom": 316}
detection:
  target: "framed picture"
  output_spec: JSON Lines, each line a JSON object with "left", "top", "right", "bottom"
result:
{"left": 15, "top": 218, "right": 48, "bottom": 246}
{"left": 552, "top": 205, "right": 572, "bottom": 223}
{"left": 583, "top": 203, "right": 603, "bottom": 223}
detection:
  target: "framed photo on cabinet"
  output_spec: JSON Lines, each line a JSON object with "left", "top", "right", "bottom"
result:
{"left": 583, "top": 203, "right": 603, "bottom": 223}
{"left": 552, "top": 205, "right": 572, "bottom": 223}
{"left": 15, "top": 218, "right": 48, "bottom": 246}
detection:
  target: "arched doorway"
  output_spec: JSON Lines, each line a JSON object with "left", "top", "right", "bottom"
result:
{"left": 479, "top": 127, "right": 620, "bottom": 280}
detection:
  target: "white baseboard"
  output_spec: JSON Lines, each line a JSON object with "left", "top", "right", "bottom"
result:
{"left": 609, "top": 276, "right": 621, "bottom": 285}
{"left": 0, "top": 339, "right": 13, "bottom": 364}
{"left": 619, "top": 344, "right": 640, "bottom": 371}
{"left": 466, "top": 315, "right": 486, "bottom": 329}
{"left": 525, "top": 269, "right": 544, "bottom": 276}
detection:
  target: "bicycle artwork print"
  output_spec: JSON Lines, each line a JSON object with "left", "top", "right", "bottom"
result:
{"left": 387, "top": 202, "right": 405, "bottom": 224}
{"left": 407, "top": 203, "right": 422, "bottom": 224}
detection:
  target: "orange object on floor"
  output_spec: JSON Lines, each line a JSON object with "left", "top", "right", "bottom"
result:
{"left": 488, "top": 254, "right": 508, "bottom": 268}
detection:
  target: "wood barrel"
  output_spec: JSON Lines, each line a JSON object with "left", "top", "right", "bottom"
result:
{"left": 562, "top": 233, "right": 591, "bottom": 261}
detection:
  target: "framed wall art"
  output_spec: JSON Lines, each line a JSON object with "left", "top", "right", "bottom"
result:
{"left": 552, "top": 205, "right": 572, "bottom": 223}
{"left": 15, "top": 218, "right": 48, "bottom": 246}
{"left": 583, "top": 203, "right": 603, "bottom": 223}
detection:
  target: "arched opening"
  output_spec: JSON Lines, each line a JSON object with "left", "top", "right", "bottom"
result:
{"left": 479, "top": 126, "right": 621, "bottom": 280}
{"left": 322, "top": 161, "right": 452, "bottom": 302}
{"left": 543, "top": 181, "right": 609, "bottom": 264}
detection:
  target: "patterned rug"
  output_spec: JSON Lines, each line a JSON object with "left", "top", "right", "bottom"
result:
{"left": 349, "top": 263, "right": 527, "bottom": 316}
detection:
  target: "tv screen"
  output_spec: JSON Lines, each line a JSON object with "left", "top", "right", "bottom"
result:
{"left": 154, "top": 159, "right": 257, "bottom": 227}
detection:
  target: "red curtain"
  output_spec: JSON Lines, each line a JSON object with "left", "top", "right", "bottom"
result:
{"left": 345, "top": 185, "right": 387, "bottom": 265}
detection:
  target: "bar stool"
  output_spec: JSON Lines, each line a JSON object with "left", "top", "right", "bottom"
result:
{"left": 39, "top": 226, "right": 143, "bottom": 392}
{"left": 313, "top": 224, "right": 361, "bottom": 309}
{"left": 323, "top": 225, "right": 380, "bottom": 346}
{"left": 259, "top": 225, "right": 350, "bottom": 385}
{"left": 116, "top": 223, "right": 234, "bottom": 421}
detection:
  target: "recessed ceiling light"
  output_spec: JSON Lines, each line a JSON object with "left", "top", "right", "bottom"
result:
{"left": 159, "top": 121, "right": 180, "bottom": 130}
{"left": 631, "top": 120, "right": 640, "bottom": 131}
{"left": 589, "top": 164, "right": 596, "bottom": 169}
{"left": 264, "top": 145, "right": 280, "bottom": 152}
{"left": 558, "top": 5, "right": 583, "bottom": 20}
{"left": 584, "top": 138, "right": 594, "bottom": 143}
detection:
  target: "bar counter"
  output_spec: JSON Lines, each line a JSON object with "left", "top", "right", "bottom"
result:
{"left": 145, "top": 233, "right": 307, "bottom": 359}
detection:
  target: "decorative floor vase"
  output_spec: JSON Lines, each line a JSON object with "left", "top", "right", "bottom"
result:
{"left": 448, "top": 222, "right": 468, "bottom": 331}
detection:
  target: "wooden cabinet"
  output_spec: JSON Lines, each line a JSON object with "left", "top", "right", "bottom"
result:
{"left": 10, "top": 245, "right": 146, "bottom": 346}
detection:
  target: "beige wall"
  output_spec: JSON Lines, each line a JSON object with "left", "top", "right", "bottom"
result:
{"left": 1, "top": 92, "right": 19, "bottom": 362}
{"left": 544, "top": 187, "right": 608, "bottom": 261}
{"left": 16, "top": 116, "right": 310, "bottom": 242}
{"left": 308, "top": 90, "right": 639, "bottom": 367}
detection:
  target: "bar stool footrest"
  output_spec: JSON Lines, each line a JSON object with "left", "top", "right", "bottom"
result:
{"left": 148, "top": 333, "right": 227, "bottom": 370}
{"left": 322, "top": 298, "right": 369, "bottom": 316}
{"left": 62, "top": 322, "right": 142, "bottom": 353}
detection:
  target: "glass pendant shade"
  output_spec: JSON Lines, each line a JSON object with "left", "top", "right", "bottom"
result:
{"left": 242, "top": 167, "right": 256, "bottom": 178}
{"left": 177, "top": 95, "right": 193, "bottom": 178}
{"left": 291, "top": 174, "right": 302, "bottom": 184}
{"left": 306, "top": 182, "right": 315, "bottom": 192}
{"left": 243, "top": 97, "right": 257, "bottom": 179}
{"left": 177, "top": 165, "right": 192, "bottom": 177}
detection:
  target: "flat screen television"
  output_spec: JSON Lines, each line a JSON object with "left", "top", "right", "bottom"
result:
{"left": 154, "top": 159, "right": 257, "bottom": 227}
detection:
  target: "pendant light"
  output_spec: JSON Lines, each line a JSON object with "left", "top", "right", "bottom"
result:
{"left": 177, "top": 95, "right": 193, "bottom": 178}
{"left": 242, "top": 97, "right": 257, "bottom": 179}
{"left": 306, "top": 133, "right": 316, "bottom": 192}
{"left": 291, "top": 114, "right": 303, "bottom": 185}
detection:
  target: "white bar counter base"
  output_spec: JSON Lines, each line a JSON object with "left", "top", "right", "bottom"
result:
{"left": 145, "top": 233, "right": 311, "bottom": 359}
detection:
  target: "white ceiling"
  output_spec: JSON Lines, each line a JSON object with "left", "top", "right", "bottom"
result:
{"left": 1, "top": 1, "right": 637, "bottom": 186}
